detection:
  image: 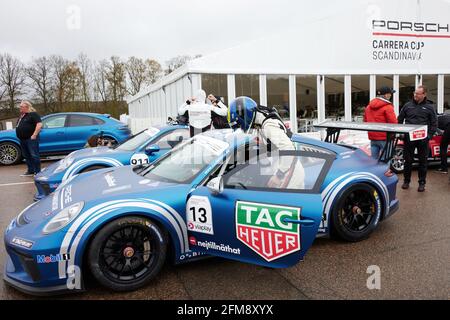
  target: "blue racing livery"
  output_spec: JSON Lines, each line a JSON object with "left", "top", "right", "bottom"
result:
{"left": 33, "top": 125, "right": 189, "bottom": 200}
{"left": 3, "top": 129, "right": 399, "bottom": 295}
{"left": 0, "top": 112, "right": 131, "bottom": 166}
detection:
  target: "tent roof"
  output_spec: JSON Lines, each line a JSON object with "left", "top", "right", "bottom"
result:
{"left": 130, "top": 0, "right": 450, "bottom": 102}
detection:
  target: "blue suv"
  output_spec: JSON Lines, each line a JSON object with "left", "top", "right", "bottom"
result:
{"left": 0, "top": 112, "right": 131, "bottom": 165}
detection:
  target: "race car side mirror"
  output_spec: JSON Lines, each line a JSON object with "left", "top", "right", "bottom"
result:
{"left": 207, "top": 176, "right": 223, "bottom": 195}
{"left": 145, "top": 144, "right": 160, "bottom": 155}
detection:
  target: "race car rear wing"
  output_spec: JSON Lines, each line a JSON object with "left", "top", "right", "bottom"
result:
{"left": 314, "top": 120, "right": 428, "bottom": 162}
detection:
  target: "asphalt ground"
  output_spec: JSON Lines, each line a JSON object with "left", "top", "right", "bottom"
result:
{"left": 0, "top": 162, "right": 449, "bottom": 300}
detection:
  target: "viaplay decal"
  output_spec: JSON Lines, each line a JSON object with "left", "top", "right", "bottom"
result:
{"left": 235, "top": 201, "right": 301, "bottom": 262}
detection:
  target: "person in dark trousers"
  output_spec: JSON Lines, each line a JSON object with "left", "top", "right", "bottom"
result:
{"left": 16, "top": 100, "right": 42, "bottom": 176}
{"left": 363, "top": 86, "right": 398, "bottom": 176}
{"left": 397, "top": 86, "right": 437, "bottom": 192}
{"left": 436, "top": 113, "right": 450, "bottom": 174}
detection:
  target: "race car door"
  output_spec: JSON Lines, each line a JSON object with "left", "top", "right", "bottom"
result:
{"left": 187, "top": 148, "right": 334, "bottom": 268}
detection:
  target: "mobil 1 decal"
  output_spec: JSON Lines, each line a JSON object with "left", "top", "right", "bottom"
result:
{"left": 187, "top": 196, "right": 214, "bottom": 235}
{"left": 235, "top": 201, "right": 301, "bottom": 262}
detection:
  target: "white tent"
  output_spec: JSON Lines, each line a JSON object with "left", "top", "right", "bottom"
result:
{"left": 128, "top": 0, "right": 450, "bottom": 133}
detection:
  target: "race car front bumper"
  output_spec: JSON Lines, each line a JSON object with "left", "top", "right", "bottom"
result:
{"left": 3, "top": 247, "right": 84, "bottom": 296}
{"left": 4, "top": 220, "right": 84, "bottom": 296}
{"left": 385, "top": 198, "right": 399, "bottom": 219}
{"left": 3, "top": 267, "right": 79, "bottom": 297}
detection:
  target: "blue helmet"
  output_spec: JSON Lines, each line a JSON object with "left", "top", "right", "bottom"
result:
{"left": 228, "top": 96, "right": 258, "bottom": 131}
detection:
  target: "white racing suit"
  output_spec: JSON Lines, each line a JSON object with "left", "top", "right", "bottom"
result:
{"left": 255, "top": 113, "right": 305, "bottom": 189}
{"left": 178, "top": 90, "right": 228, "bottom": 136}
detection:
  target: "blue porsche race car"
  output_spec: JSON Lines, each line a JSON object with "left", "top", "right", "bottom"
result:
{"left": 4, "top": 129, "right": 399, "bottom": 295}
{"left": 33, "top": 125, "right": 189, "bottom": 200}
{"left": 0, "top": 113, "right": 131, "bottom": 166}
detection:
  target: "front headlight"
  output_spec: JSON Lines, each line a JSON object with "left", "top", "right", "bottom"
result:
{"left": 16, "top": 202, "right": 37, "bottom": 226}
{"left": 42, "top": 201, "right": 84, "bottom": 234}
{"left": 54, "top": 156, "right": 75, "bottom": 173}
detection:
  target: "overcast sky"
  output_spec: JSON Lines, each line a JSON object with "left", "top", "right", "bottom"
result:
{"left": 0, "top": 0, "right": 338, "bottom": 65}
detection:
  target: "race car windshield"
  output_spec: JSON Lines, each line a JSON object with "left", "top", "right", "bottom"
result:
{"left": 141, "top": 135, "right": 229, "bottom": 184}
{"left": 116, "top": 127, "right": 160, "bottom": 151}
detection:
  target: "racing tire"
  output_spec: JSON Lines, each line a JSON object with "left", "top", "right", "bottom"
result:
{"left": 0, "top": 142, "right": 22, "bottom": 165}
{"left": 330, "top": 183, "right": 382, "bottom": 242}
{"left": 88, "top": 216, "right": 168, "bottom": 292}
{"left": 80, "top": 165, "right": 108, "bottom": 173}
{"left": 390, "top": 145, "right": 405, "bottom": 174}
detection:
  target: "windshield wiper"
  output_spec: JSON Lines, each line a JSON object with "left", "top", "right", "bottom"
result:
{"left": 134, "top": 163, "right": 153, "bottom": 175}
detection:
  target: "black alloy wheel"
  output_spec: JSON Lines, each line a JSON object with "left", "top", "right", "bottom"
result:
{"left": 331, "top": 183, "right": 382, "bottom": 242}
{"left": 88, "top": 217, "right": 167, "bottom": 291}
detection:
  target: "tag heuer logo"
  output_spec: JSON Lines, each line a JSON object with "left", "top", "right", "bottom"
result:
{"left": 235, "top": 201, "right": 301, "bottom": 262}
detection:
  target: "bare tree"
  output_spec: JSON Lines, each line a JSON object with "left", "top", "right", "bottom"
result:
{"left": 50, "top": 55, "right": 70, "bottom": 112}
{"left": 0, "top": 53, "right": 26, "bottom": 112}
{"left": 0, "top": 86, "right": 5, "bottom": 103}
{"left": 0, "top": 55, "right": 5, "bottom": 105}
{"left": 0, "top": 59, "right": 6, "bottom": 106}
{"left": 145, "top": 59, "right": 163, "bottom": 85}
{"left": 106, "top": 56, "right": 126, "bottom": 102}
{"left": 77, "top": 53, "right": 93, "bottom": 111}
{"left": 64, "top": 61, "right": 81, "bottom": 103}
{"left": 0, "top": 52, "right": 166, "bottom": 114}
{"left": 93, "top": 59, "right": 109, "bottom": 104}
{"left": 26, "top": 56, "right": 53, "bottom": 113}
{"left": 125, "top": 56, "right": 147, "bottom": 96}
{"left": 165, "top": 54, "right": 202, "bottom": 75}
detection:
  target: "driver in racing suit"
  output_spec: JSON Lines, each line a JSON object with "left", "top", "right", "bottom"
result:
{"left": 228, "top": 96, "right": 305, "bottom": 189}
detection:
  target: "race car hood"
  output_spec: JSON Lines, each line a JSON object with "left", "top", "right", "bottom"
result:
{"left": 37, "top": 146, "right": 132, "bottom": 179}
{"left": 22, "top": 165, "right": 179, "bottom": 224}
{"left": 62, "top": 146, "right": 131, "bottom": 162}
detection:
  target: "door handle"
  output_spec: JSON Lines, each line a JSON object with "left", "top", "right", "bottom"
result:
{"left": 282, "top": 218, "right": 315, "bottom": 227}
{"left": 56, "top": 131, "right": 64, "bottom": 135}
{"left": 91, "top": 128, "right": 99, "bottom": 131}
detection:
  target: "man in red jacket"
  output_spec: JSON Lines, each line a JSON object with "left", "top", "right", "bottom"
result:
{"left": 364, "top": 87, "right": 398, "bottom": 173}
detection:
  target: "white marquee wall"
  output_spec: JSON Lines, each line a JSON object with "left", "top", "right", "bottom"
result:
{"left": 127, "top": 0, "right": 450, "bottom": 133}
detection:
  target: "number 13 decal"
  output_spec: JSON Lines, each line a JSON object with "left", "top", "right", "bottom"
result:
{"left": 187, "top": 196, "right": 214, "bottom": 235}
{"left": 190, "top": 207, "right": 208, "bottom": 223}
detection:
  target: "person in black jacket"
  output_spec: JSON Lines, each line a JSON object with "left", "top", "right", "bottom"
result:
{"left": 436, "top": 113, "right": 450, "bottom": 174}
{"left": 397, "top": 85, "right": 437, "bottom": 192}
{"left": 207, "top": 94, "right": 230, "bottom": 129}
{"left": 16, "top": 100, "right": 42, "bottom": 176}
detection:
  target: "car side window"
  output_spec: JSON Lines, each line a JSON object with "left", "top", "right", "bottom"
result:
{"left": 223, "top": 150, "right": 327, "bottom": 192}
{"left": 93, "top": 118, "right": 105, "bottom": 125}
{"left": 42, "top": 115, "right": 67, "bottom": 129}
{"left": 68, "top": 115, "right": 96, "bottom": 127}
{"left": 153, "top": 129, "right": 190, "bottom": 149}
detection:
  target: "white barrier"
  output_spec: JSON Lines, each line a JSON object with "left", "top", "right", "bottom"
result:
{"left": 119, "top": 114, "right": 129, "bottom": 125}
